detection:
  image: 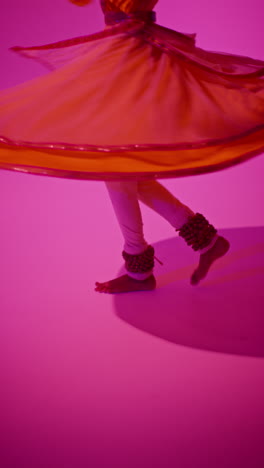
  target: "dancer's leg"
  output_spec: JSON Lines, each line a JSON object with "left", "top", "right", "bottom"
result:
{"left": 138, "top": 179, "right": 218, "bottom": 249}
{"left": 96, "top": 179, "right": 229, "bottom": 293}
{"left": 104, "top": 181, "right": 148, "bottom": 257}
{"left": 138, "top": 180, "right": 229, "bottom": 284}
{"left": 137, "top": 179, "right": 195, "bottom": 229}
{"left": 95, "top": 181, "right": 156, "bottom": 293}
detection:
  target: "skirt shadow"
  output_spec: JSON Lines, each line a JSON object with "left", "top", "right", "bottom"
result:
{"left": 114, "top": 226, "right": 264, "bottom": 358}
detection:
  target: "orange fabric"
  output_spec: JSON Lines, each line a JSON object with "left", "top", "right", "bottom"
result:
{"left": 100, "top": 0, "right": 159, "bottom": 13}
{"left": 0, "top": 0, "right": 264, "bottom": 181}
{"left": 1, "top": 127, "right": 264, "bottom": 180}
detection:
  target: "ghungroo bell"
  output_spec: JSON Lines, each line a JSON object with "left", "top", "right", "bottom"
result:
{"left": 122, "top": 245, "right": 155, "bottom": 273}
{"left": 176, "top": 213, "right": 217, "bottom": 251}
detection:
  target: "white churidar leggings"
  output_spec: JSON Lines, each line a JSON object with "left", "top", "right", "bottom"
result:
{"left": 105, "top": 180, "right": 218, "bottom": 280}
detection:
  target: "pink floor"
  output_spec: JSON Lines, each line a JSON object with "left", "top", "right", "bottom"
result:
{"left": 1, "top": 170, "right": 264, "bottom": 468}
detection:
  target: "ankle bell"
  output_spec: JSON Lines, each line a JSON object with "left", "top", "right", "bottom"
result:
{"left": 122, "top": 245, "right": 155, "bottom": 274}
{"left": 176, "top": 213, "right": 217, "bottom": 251}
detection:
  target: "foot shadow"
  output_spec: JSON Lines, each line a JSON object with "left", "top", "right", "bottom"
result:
{"left": 114, "top": 226, "right": 264, "bottom": 358}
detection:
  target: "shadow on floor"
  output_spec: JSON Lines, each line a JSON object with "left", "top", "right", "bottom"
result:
{"left": 114, "top": 226, "right": 264, "bottom": 358}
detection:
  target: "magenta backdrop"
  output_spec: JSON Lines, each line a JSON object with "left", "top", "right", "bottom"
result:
{"left": 0, "top": 2, "right": 264, "bottom": 468}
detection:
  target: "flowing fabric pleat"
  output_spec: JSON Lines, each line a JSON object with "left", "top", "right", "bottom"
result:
{"left": 0, "top": 9, "right": 264, "bottom": 180}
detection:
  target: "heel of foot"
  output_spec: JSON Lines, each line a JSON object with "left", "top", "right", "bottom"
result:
{"left": 216, "top": 236, "right": 230, "bottom": 257}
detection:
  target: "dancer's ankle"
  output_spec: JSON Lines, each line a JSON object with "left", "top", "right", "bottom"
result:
{"left": 199, "top": 234, "right": 219, "bottom": 254}
{"left": 126, "top": 270, "right": 154, "bottom": 281}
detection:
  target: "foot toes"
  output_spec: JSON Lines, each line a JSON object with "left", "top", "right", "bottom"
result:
{"left": 95, "top": 274, "right": 156, "bottom": 294}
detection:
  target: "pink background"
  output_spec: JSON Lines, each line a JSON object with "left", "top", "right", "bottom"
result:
{"left": 0, "top": 1, "right": 264, "bottom": 467}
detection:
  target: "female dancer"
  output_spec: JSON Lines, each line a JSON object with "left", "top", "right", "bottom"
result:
{"left": 0, "top": 0, "right": 263, "bottom": 293}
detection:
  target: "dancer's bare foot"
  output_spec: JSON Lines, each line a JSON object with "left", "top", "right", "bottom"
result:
{"left": 95, "top": 274, "right": 156, "bottom": 294}
{"left": 191, "top": 236, "right": 230, "bottom": 285}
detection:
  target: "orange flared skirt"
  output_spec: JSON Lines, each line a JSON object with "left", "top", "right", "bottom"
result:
{"left": 0, "top": 20, "right": 264, "bottom": 180}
